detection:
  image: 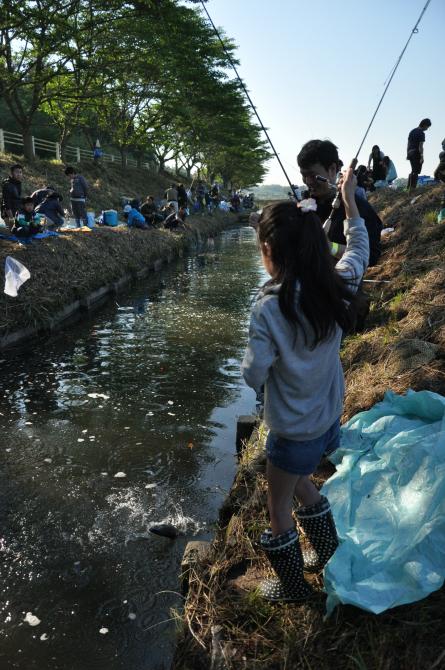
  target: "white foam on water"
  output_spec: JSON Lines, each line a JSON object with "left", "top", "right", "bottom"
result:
{"left": 24, "top": 612, "right": 41, "bottom": 626}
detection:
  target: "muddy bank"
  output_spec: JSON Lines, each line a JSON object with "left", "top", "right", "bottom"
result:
{"left": 173, "top": 184, "right": 445, "bottom": 670}
{"left": 0, "top": 212, "right": 239, "bottom": 348}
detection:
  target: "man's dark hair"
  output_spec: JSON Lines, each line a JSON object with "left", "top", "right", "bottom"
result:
{"left": 419, "top": 118, "right": 431, "bottom": 129}
{"left": 10, "top": 163, "right": 23, "bottom": 173}
{"left": 297, "top": 140, "right": 340, "bottom": 171}
{"left": 64, "top": 166, "right": 75, "bottom": 175}
{"left": 22, "top": 196, "right": 34, "bottom": 205}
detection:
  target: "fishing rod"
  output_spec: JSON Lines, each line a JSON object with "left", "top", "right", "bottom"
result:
{"left": 199, "top": 0, "right": 297, "bottom": 197}
{"left": 317, "top": 0, "right": 432, "bottom": 231}
{"left": 200, "top": 0, "right": 431, "bottom": 208}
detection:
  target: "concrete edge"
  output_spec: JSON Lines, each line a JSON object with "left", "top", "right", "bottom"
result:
{"left": 0, "top": 234, "right": 221, "bottom": 350}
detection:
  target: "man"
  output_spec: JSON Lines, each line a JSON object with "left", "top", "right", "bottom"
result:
{"left": 164, "top": 205, "right": 188, "bottom": 231}
{"left": 140, "top": 195, "right": 163, "bottom": 226}
{"left": 64, "top": 166, "right": 89, "bottom": 227}
{"left": 297, "top": 139, "right": 382, "bottom": 267}
{"left": 35, "top": 191, "right": 64, "bottom": 229}
{"left": 31, "top": 185, "right": 55, "bottom": 207}
{"left": 1, "top": 164, "right": 23, "bottom": 222}
{"left": 406, "top": 118, "right": 431, "bottom": 192}
{"left": 164, "top": 183, "right": 178, "bottom": 213}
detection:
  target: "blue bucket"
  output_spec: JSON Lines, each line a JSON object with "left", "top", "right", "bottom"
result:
{"left": 103, "top": 209, "right": 118, "bottom": 226}
{"left": 86, "top": 211, "right": 95, "bottom": 228}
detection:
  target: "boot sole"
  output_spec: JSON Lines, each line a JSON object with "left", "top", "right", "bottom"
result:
{"left": 261, "top": 590, "right": 315, "bottom": 603}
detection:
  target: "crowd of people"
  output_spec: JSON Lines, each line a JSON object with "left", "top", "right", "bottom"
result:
{"left": 1, "top": 118, "right": 443, "bottom": 242}
{"left": 0, "top": 166, "right": 254, "bottom": 238}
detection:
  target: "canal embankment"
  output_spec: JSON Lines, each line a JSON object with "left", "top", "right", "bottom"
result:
{"left": 173, "top": 184, "right": 445, "bottom": 670}
{"left": 0, "top": 211, "right": 239, "bottom": 348}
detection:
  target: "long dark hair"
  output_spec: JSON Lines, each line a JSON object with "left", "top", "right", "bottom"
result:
{"left": 258, "top": 201, "right": 357, "bottom": 346}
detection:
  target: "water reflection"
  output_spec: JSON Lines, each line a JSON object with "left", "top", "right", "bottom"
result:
{"left": 0, "top": 227, "right": 264, "bottom": 670}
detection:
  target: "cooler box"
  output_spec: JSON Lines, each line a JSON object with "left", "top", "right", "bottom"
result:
{"left": 103, "top": 209, "right": 118, "bottom": 226}
{"left": 86, "top": 211, "right": 95, "bottom": 228}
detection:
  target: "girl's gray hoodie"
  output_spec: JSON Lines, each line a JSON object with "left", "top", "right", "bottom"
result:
{"left": 242, "top": 216, "right": 369, "bottom": 441}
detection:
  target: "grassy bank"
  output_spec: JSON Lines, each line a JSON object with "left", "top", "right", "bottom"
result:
{"left": 0, "top": 152, "right": 243, "bottom": 342}
{"left": 0, "top": 211, "right": 238, "bottom": 342}
{"left": 173, "top": 184, "right": 445, "bottom": 670}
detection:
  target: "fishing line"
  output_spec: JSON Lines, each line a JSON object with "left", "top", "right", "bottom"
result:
{"left": 354, "top": 0, "right": 431, "bottom": 161}
{"left": 199, "top": 0, "right": 296, "bottom": 194}
{"left": 200, "top": 0, "right": 431, "bottom": 194}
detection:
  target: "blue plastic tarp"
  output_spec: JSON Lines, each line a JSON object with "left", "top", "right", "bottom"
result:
{"left": 323, "top": 389, "right": 445, "bottom": 615}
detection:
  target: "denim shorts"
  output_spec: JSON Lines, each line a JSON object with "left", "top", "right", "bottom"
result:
{"left": 266, "top": 418, "right": 340, "bottom": 475}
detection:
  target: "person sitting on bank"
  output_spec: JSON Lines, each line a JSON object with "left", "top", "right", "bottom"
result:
{"left": 164, "top": 205, "right": 188, "bottom": 231}
{"left": 297, "top": 139, "right": 382, "bottom": 267}
{"left": 434, "top": 138, "right": 445, "bottom": 184}
{"left": 123, "top": 204, "right": 148, "bottom": 229}
{"left": 140, "top": 195, "right": 164, "bottom": 226}
{"left": 11, "top": 197, "right": 44, "bottom": 237}
{"left": 382, "top": 156, "right": 397, "bottom": 184}
{"left": 355, "top": 165, "right": 372, "bottom": 200}
{"left": 367, "top": 145, "right": 386, "bottom": 185}
{"left": 31, "top": 185, "right": 55, "bottom": 207}
{"left": 35, "top": 191, "right": 65, "bottom": 229}
{"left": 1, "top": 164, "right": 23, "bottom": 223}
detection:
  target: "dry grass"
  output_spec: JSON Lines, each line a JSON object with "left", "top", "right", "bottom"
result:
{"left": 173, "top": 183, "right": 445, "bottom": 670}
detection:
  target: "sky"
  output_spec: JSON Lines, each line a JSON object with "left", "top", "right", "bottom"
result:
{"left": 201, "top": 0, "right": 444, "bottom": 186}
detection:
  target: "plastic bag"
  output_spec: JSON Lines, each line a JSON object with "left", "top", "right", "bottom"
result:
{"left": 4, "top": 256, "right": 31, "bottom": 297}
{"left": 323, "top": 389, "right": 445, "bottom": 615}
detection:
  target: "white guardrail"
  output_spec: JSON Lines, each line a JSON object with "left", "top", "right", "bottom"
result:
{"left": 0, "top": 127, "right": 161, "bottom": 171}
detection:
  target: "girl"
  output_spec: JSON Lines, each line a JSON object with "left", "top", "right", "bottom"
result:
{"left": 242, "top": 168, "right": 369, "bottom": 602}
{"left": 367, "top": 145, "right": 385, "bottom": 183}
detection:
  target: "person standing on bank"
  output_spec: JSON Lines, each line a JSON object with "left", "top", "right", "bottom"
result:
{"left": 297, "top": 140, "right": 382, "bottom": 266}
{"left": 407, "top": 118, "right": 431, "bottom": 192}
{"left": 242, "top": 168, "right": 369, "bottom": 602}
{"left": 1, "top": 164, "right": 23, "bottom": 223}
{"left": 64, "top": 166, "right": 89, "bottom": 228}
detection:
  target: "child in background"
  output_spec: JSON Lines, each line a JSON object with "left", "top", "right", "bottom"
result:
{"left": 123, "top": 204, "right": 148, "bottom": 229}
{"left": 434, "top": 139, "right": 445, "bottom": 184}
{"left": 242, "top": 168, "right": 369, "bottom": 602}
{"left": 435, "top": 139, "right": 445, "bottom": 224}
{"left": 12, "top": 197, "right": 43, "bottom": 237}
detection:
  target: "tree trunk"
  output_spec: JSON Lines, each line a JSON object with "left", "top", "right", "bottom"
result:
{"left": 60, "top": 131, "right": 71, "bottom": 162}
{"left": 22, "top": 127, "right": 34, "bottom": 160}
{"left": 157, "top": 157, "right": 165, "bottom": 173}
{"left": 120, "top": 147, "right": 127, "bottom": 169}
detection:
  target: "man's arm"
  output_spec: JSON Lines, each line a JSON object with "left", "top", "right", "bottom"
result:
{"left": 2, "top": 182, "right": 15, "bottom": 217}
{"left": 419, "top": 141, "right": 424, "bottom": 163}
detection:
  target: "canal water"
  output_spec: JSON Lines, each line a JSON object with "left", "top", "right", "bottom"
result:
{"left": 0, "top": 227, "right": 266, "bottom": 670}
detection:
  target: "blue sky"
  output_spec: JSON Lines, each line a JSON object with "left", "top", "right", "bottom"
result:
{"left": 202, "top": 0, "right": 444, "bottom": 185}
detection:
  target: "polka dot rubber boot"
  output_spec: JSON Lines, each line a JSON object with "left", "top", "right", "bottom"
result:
{"left": 297, "top": 495, "right": 338, "bottom": 573}
{"left": 259, "top": 527, "right": 313, "bottom": 602}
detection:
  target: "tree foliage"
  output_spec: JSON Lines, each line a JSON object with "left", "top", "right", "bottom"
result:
{"left": 0, "top": 0, "right": 270, "bottom": 185}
